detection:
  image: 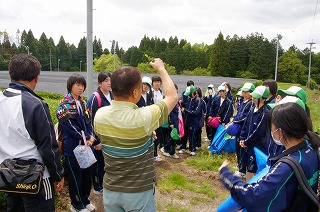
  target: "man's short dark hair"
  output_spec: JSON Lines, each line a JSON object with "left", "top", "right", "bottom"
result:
{"left": 111, "top": 66, "right": 142, "bottom": 98}
{"left": 67, "top": 73, "right": 87, "bottom": 93}
{"left": 98, "top": 72, "right": 112, "bottom": 83}
{"left": 187, "top": 80, "right": 194, "bottom": 86}
{"left": 9, "top": 54, "right": 41, "bottom": 82}
{"left": 152, "top": 75, "right": 162, "bottom": 84}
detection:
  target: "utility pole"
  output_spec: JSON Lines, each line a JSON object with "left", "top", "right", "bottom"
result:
{"left": 86, "top": 0, "right": 93, "bottom": 97}
{"left": 274, "top": 34, "right": 282, "bottom": 82}
{"left": 49, "top": 48, "right": 52, "bottom": 71}
{"left": 307, "top": 41, "right": 315, "bottom": 88}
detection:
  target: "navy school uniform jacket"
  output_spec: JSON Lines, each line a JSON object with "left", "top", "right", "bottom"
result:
{"left": 199, "top": 99, "right": 207, "bottom": 128}
{"left": 137, "top": 91, "right": 154, "bottom": 107}
{"left": 232, "top": 100, "right": 254, "bottom": 127}
{"left": 220, "top": 140, "right": 319, "bottom": 211}
{"left": 208, "top": 96, "right": 233, "bottom": 124}
{"left": 239, "top": 104, "right": 269, "bottom": 147}
{"left": 184, "top": 96, "right": 202, "bottom": 129}
{"left": 203, "top": 94, "right": 214, "bottom": 116}
{"left": 56, "top": 94, "right": 93, "bottom": 157}
{"left": 169, "top": 103, "right": 180, "bottom": 130}
{"left": 87, "top": 88, "right": 113, "bottom": 145}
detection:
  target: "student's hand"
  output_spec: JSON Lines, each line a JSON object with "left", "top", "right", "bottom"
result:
{"left": 219, "top": 160, "right": 230, "bottom": 172}
{"left": 149, "top": 58, "right": 165, "bottom": 72}
{"left": 239, "top": 140, "right": 247, "bottom": 148}
{"left": 181, "top": 108, "right": 185, "bottom": 113}
{"left": 170, "top": 125, "right": 174, "bottom": 129}
{"left": 221, "top": 123, "right": 225, "bottom": 126}
{"left": 152, "top": 131, "right": 157, "bottom": 140}
{"left": 86, "top": 140, "right": 93, "bottom": 146}
{"left": 94, "top": 143, "right": 102, "bottom": 150}
{"left": 55, "top": 177, "right": 65, "bottom": 192}
{"left": 230, "top": 118, "right": 234, "bottom": 123}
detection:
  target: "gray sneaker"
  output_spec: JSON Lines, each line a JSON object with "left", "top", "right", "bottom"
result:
{"left": 171, "top": 153, "right": 179, "bottom": 159}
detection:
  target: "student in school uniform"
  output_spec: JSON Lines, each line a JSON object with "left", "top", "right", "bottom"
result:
{"left": 137, "top": 76, "right": 154, "bottom": 107}
{"left": 231, "top": 83, "right": 255, "bottom": 179}
{"left": 239, "top": 86, "right": 270, "bottom": 181}
{"left": 207, "top": 85, "right": 233, "bottom": 146}
{"left": 161, "top": 84, "right": 182, "bottom": 159}
{"left": 56, "top": 74, "right": 96, "bottom": 212}
{"left": 152, "top": 75, "right": 166, "bottom": 161}
{"left": 203, "top": 84, "right": 215, "bottom": 142}
{"left": 87, "top": 72, "right": 113, "bottom": 195}
{"left": 179, "top": 85, "right": 202, "bottom": 156}
{"left": 195, "top": 87, "right": 206, "bottom": 149}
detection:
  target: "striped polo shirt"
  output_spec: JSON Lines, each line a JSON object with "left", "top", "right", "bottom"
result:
{"left": 94, "top": 100, "right": 168, "bottom": 193}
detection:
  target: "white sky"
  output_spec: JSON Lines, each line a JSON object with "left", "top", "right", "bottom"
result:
{"left": 1, "top": 0, "right": 320, "bottom": 52}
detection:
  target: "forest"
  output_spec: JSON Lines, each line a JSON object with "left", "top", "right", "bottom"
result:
{"left": 0, "top": 29, "right": 319, "bottom": 87}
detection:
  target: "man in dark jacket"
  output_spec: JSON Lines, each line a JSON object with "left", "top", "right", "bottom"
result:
{"left": 0, "top": 54, "right": 64, "bottom": 212}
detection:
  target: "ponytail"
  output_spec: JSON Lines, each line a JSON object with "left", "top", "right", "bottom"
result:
{"left": 306, "top": 130, "right": 320, "bottom": 153}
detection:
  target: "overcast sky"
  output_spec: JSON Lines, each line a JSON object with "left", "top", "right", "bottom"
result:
{"left": 1, "top": 0, "right": 320, "bottom": 53}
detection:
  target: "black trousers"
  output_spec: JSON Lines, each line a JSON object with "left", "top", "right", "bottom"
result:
{"left": 6, "top": 177, "right": 55, "bottom": 212}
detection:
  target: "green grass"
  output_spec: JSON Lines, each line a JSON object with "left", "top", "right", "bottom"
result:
{"left": 185, "top": 150, "right": 237, "bottom": 171}
{"left": 157, "top": 172, "right": 217, "bottom": 199}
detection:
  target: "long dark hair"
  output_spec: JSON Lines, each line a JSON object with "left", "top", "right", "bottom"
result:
{"left": 268, "top": 102, "right": 320, "bottom": 151}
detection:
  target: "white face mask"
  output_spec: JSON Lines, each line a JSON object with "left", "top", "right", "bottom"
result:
{"left": 271, "top": 128, "right": 284, "bottom": 146}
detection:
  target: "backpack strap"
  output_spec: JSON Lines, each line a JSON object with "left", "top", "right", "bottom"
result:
{"left": 93, "top": 92, "right": 102, "bottom": 108}
{"left": 278, "top": 156, "right": 320, "bottom": 208}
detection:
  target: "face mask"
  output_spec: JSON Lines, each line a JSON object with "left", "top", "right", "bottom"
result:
{"left": 271, "top": 129, "right": 284, "bottom": 146}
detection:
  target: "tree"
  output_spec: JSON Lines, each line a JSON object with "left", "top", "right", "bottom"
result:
{"left": 278, "top": 50, "right": 306, "bottom": 83}
{"left": 37, "top": 32, "right": 51, "bottom": 70}
{"left": 93, "top": 54, "right": 121, "bottom": 72}
{"left": 208, "top": 32, "right": 230, "bottom": 76}
{"left": 56, "top": 36, "right": 71, "bottom": 70}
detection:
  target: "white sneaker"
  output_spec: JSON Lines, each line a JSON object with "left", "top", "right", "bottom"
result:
{"left": 176, "top": 144, "right": 181, "bottom": 150}
{"left": 161, "top": 148, "right": 171, "bottom": 157}
{"left": 70, "top": 206, "right": 91, "bottom": 212}
{"left": 190, "top": 151, "right": 196, "bottom": 156}
{"left": 154, "top": 155, "right": 162, "bottom": 162}
{"left": 234, "top": 171, "right": 246, "bottom": 178}
{"left": 171, "top": 153, "right": 179, "bottom": 159}
{"left": 86, "top": 204, "right": 96, "bottom": 211}
{"left": 178, "top": 149, "right": 187, "bottom": 154}
{"left": 93, "top": 189, "right": 103, "bottom": 195}
{"left": 196, "top": 147, "right": 200, "bottom": 150}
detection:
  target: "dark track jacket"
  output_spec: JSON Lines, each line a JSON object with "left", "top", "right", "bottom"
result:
{"left": 208, "top": 96, "right": 233, "bottom": 124}
{"left": 184, "top": 96, "right": 202, "bottom": 129}
{"left": 220, "top": 140, "right": 319, "bottom": 211}
{"left": 240, "top": 105, "right": 269, "bottom": 147}
{"left": 87, "top": 88, "right": 113, "bottom": 145}
{"left": 0, "top": 82, "right": 64, "bottom": 182}
{"left": 56, "top": 93, "right": 93, "bottom": 157}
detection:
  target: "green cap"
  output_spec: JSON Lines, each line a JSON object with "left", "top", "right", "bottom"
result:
{"left": 170, "top": 128, "right": 180, "bottom": 140}
{"left": 268, "top": 96, "right": 306, "bottom": 110}
{"left": 208, "top": 84, "right": 214, "bottom": 89}
{"left": 240, "top": 82, "right": 255, "bottom": 92}
{"left": 184, "top": 86, "right": 196, "bottom": 96}
{"left": 217, "top": 85, "right": 226, "bottom": 92}
{"left": 277, "top": 86, "right": 307, "bottom": 103}
{"left": 251, "top": 86, "right": 270, "bottom": 99}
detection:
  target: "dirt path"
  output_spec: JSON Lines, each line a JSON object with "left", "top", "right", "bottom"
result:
{"left": 56, "top": 142, "right": 229, "bottom": 212}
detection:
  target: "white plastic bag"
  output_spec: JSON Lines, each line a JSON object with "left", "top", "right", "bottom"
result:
{"left": 73, "top": 131, "right": 97, "bottom": 169}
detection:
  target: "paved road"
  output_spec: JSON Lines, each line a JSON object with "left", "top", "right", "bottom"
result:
{"left": 0, "top": 71, "right": 256, "bottom": 97}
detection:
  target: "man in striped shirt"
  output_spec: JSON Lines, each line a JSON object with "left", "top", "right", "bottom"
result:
{"left": 94, "top": 58, "right": 178, "bottom": 211}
